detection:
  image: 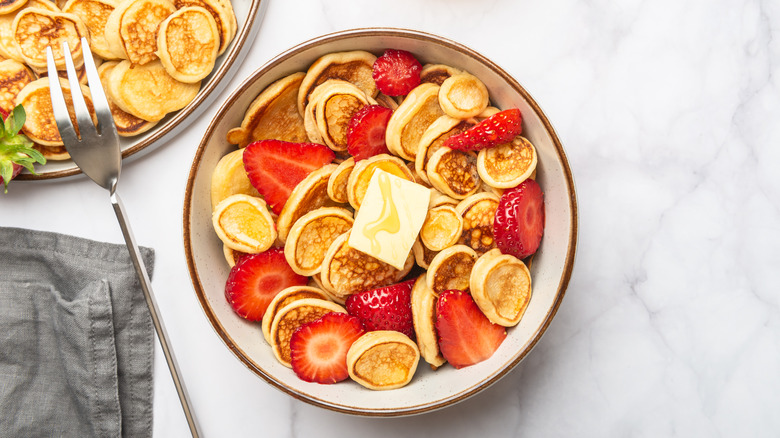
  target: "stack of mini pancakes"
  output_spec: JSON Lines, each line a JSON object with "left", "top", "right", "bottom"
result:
{"left": 211, "top": 50, "right": 538, "bottom": 389}
{"left": 0, "top": 0, "right": 236, "bottom": 161}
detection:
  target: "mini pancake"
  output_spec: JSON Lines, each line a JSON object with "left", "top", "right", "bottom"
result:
{"left": 455, "top": 192, "right": 500, "bottom": 255}
{"left": 477, "top": 136, "right": 537, "bottom": 189}
{"left": 270, "top": 298, "right": 346, "bottom": 368}
{"left": 173, "top": 0, "right": 235, "bottom": 55}
{"left": 105, "top": 0, "right": 176, "bottom": 65}
{"left": 13, "top": 9, "right": 88, "bottom": 70}
{"left": 420, "top": 204, "right": 462, "bottom": 252}
{"left": 426, "top": 146, "right": 481, "bottom": 200}
{"left": 0, "top": 0, "right": 29, "bottom": 14}
{"left": 226, "top": 72, "right": 308, "bottom": 147}
{"left": 385, "top": 82, "right": 444, "bottom": 161}
{"left": 107, "top": 59, "right": 200, "bottom": 122}
{"left": 470, "top": 248, "right": 532, "bottom": 327}
{"left": 283, "top": 207, "right": 353, "bottom": 276}
{"left": 410, "top": 273, "right": 445, "bottom": 369}
{"left": 419, "top": 63, "right": 461, "bottom": 86}
{"left": 425, "top": 244, "right": 477, "bottom": 296}
{"left": 156, "top": 6, "right": 220, "bottom": 83}
{"left": 261, "top": 286, "right": 331, "bottom": 344}
{"left": 0, "top": 0, "right": 60, "bottom": 63}
{"left": 212, "top": 194, "right": 276, "bottom": 254}
{"left": 62, "top": 0, "right": 116, "bottom": 60}
{"left": 276, "top": 164, "right": 338, "bottom": 243}
{"left": 96, "top": 61, "right": 157, "bottom": 136}
{"left": 346, "top": 153, "right": 414, "bottom": 210}
{"left": 222, "top": 243, "right": 246, "bottom": 267}
{"left": 308, "top": 80, "right": 376, "bottom": 152}
{"left": 411, "top": 238, "right": 438, "bottom": 269}
{"left": 320, "top": 231, "right": 414, "bottom": 300}
{"left": 438, "top": 72, "right": 489, "bottom": 119}
{"left": 415, "top": 115, "right": 473, "bottom": 184}
{"left": 297, "top": 50, "right": 377, "bottom": 116}
{"left": 209, "top": 147, "right": 260, "bottom": 209}
{"left": 33, "top": 143, "right": 70, "bottom": 160}
{"left": 0, "top": 59, "right": 34, "bottom": 114}
{"left": 14, "top": 77, "right": 95, "bottom": 146}
{"left": 374, "top": 92, "right": 399, "bottom": 110}
{"left": 326, "top": 156, "right": 354, "bottom": 203}
{"left": 428, "top": 188, "right": 458, "bottom": 208}
{"left": 346, "top": 330, "right": 420, "bottom": 390}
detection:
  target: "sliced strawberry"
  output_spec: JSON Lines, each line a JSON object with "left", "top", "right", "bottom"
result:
{"left": 493, "top": 178, "right": 545, "bottom": 259}
{"left": 290, "top": 312, "right": 365, "bottom": 384}
{"left": 346, "top": 105, "right": 393, "bottom": 161}
{"left": 372, "top": 49, "right": 422, "bottom": 96}
{"left": 443, "top": 108, "right": 522, "bottom": 152}
{"left": 224, "top": 248, "right": 308, "bottom": 321}
{"left": 435, "top": 290, "right": 507, "bottom": 369}
{"left": 345, "top": 279, "right": 415, "bottom": 339}
{"left": 242, "top": 140, "right": 335, "bottom": 214}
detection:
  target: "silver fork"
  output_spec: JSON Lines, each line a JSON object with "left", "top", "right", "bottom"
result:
{"left": 47, "top": 38, "right": 200, "bottom": 438}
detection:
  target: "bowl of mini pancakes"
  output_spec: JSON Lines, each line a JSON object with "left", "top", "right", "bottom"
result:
{"left": 2, "top": 0, "right": 266, "bottom": 180}
{"left": 184, "top": 28, "right": 578, "bottom": 415}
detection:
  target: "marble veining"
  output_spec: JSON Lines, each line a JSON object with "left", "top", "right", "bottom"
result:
{"left": 1, "top": 0, "right": 778, "bottom": 436}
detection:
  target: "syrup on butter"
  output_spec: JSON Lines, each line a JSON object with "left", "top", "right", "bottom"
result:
{"left": 348, "top": 169, "right": 430, "bottom": 270}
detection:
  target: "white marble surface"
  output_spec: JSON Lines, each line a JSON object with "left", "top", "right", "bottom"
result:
{"left": 2, "top": 0, "right": 779, "bottom": 436}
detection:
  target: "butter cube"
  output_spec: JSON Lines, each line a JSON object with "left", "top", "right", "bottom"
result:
{"left": 348, "top": 169, "right": 430, "bottom": 270}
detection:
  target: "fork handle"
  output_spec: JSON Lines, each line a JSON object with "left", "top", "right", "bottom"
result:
{"left": 111, "top": 192, "right": 201, "bottom": 438}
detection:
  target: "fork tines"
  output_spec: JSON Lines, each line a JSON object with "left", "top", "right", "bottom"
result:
{"left": 46, "top": 37, "right": 116, "bottom": 143}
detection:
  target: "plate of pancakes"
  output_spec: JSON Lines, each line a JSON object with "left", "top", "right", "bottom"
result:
{"left": 184, "top": 28, "right": 578, "bottom": 415}
{"left": 4, "top": 0, "right": 267, "bottom": 180}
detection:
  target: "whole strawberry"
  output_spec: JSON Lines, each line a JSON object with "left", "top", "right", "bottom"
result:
{"left": 345, "top": 279, "right": 415, "bottom": 339}
{"left": 0, "top": 105, "right": 45, "bottom": 193}
{"left": 493, "top": 178, "right": 545, "bottom": 259}
{"left": 444, "top": 108, "right": 522, "bottom": 152}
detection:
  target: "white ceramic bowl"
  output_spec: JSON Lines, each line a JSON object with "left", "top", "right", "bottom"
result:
{"left": 184, "top": 28, "right": 577, "bottom": 416}
{"left": 18, "top": 0, "right": 268, "bottom": 180}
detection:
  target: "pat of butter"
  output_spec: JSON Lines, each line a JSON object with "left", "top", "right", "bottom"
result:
{"left": 348, "top": 169, "right": 430, "bottom": 270}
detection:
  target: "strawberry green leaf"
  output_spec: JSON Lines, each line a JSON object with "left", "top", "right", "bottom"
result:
{"left": 0, "top": 104, "right": 45, "bottom": 193}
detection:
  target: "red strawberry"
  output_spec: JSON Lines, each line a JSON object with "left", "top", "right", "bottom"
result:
{"left": 443, "top": 108, "right": 522, "bottom": 151}
{"left": 290, "top": 312, "right": 365, "bottom": 384}
{"left": 435, "top": 290, "right": 507, "bottom": 369}
{"left": 224, "top": 248, "right": 308, "bottom": 321}
{"left": 242, "top": 140, "right": 335, "bottom": 214}
{"left": 345, "top": 279, "right": 415, "bottom": 339}
{"left": 493, "top": 178, "right": 545, "bottom": 259}
{"left": 346, "top": 105, "right": 393, "bottom": 161}
{"left": 372, "top": 49, "right": 422, "bottom": 96}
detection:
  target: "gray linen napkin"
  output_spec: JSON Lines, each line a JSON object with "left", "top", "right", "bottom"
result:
{"left": 0, "top": 227, "right": 154, "bottom": 437}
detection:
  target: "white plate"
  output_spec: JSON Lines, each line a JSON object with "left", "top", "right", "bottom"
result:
{"left": 183, "top": 28, "right": 578, "bottom": 416}
{"left": 18, "top": 0, "right": 268, "bottom": 181}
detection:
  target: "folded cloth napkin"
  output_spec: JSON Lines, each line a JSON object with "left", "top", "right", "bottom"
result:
{"left": 0, "top": 227, "right": 154, "bottom": 438}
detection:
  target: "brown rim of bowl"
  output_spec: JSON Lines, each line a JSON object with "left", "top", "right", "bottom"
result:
{"left": 183, "top": 27, "right": 578, "bottom": 416}
{"left": 17, "top": 0, "right": 264, "bottom": 181}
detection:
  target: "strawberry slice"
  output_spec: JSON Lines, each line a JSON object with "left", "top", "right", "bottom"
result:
{"left": 372, "top": 49, "right": 422, "bottom": 96}
{"left": 443, "top": 108, "right": 522, "bottom": 152}
{"left": 346, "top": 105, "right": 393, "bottom": 161}
{"left": 242, "top": 140, "right": 335, "bottom": 214}
{"left": 290, "top": 312, "right": 365, "bottom": 384}
{"left": 435, "top": 290, "right": 507, "bottom": 369}
{"left": 345, "top": 279, "right": 415, "bottom": 339}
{"left": 224, "top": 248, "right": 308, "bottom": 321}
{"left": 493, "top": 178, "right": 545, "bottom": 259}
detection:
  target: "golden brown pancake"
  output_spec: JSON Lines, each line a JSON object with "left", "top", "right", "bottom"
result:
{"left": 283, "top": 206, "right": 353, "bottom": 276}
{"left": 261, "top": 286, "right": 331, "bottom": 344}
{"left": 276, "top": 164, "right": 339, "bottom": 243}
{"left": 173, "top": 0, "right": 235, "bottom": 55}
{"left": 156, "top": 6, "right": 220, "bottom": 83}
{"left": 62, "top": 0, "right": 116, "bottom": 60}
{"left": 477, "top": 136, "right": 537, "bottom": 189}
{"left": 385, "top": 82, "right": 444, "bottom": 160}
{"left": 226, "top": 72, "right": 309, "bottom": 147}
{"left": 455, "top": 192, "right": 500, "bottom": 255}
{"left": 297, "top": 50, "right": 377, "bottom": 116}
{"left": 425, "top": 244, "right": 477, "bottom": 296}
{"left": 470, "top": 248, "right": 532, "bottom": 327}
{"left": 0, "top": 59, "right": 34, "bottom": 114}
{"left": 97, "top": 61, "right": 157, "bottom": 136}
{"left": 13, "top": 9, "right": 88, "bottom": 70}
{"left": 14, "top": 77, "right": 94, "bottom": 146}
{"left": 346, "top": 330, "right": 420, "bottom": 390}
